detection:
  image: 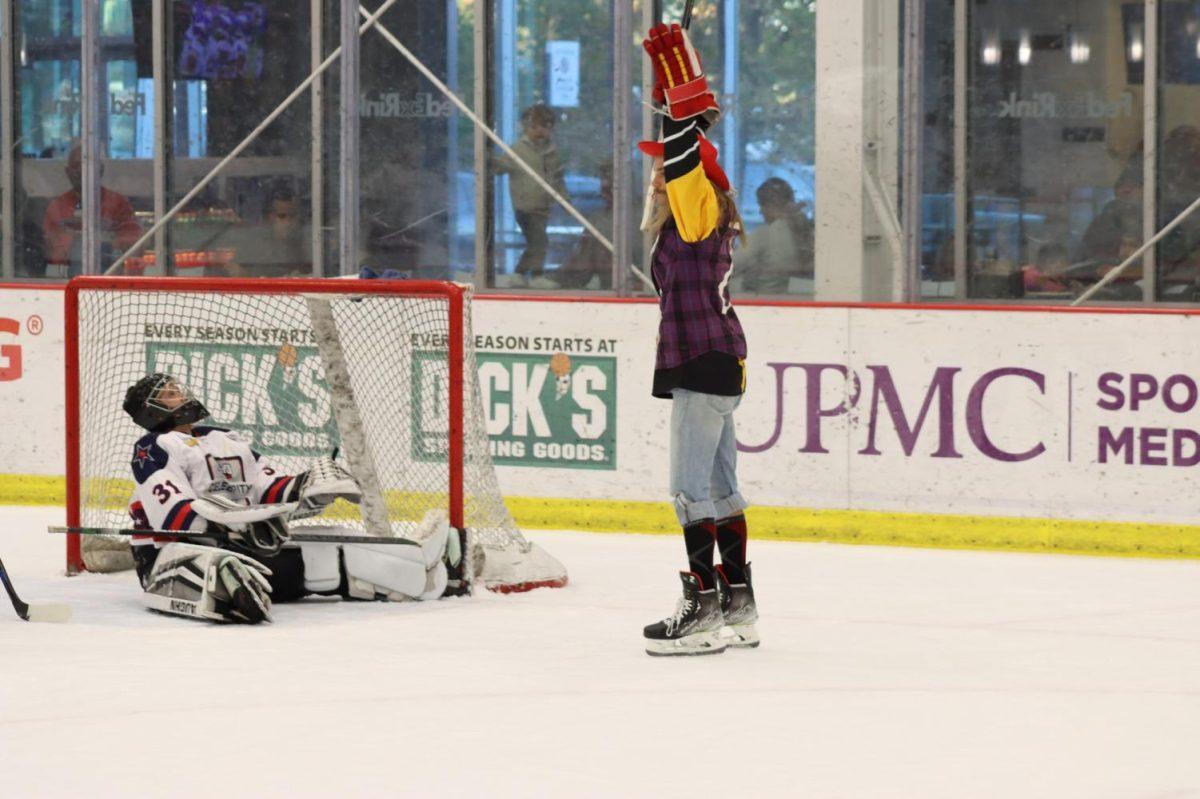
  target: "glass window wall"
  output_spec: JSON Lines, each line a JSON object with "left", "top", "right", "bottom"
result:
{"left": 161, "top": 0, "right": 314, "bottom": 278}
{"left": 3, "top": 0, "right": 1198, "bottom": 307}
{"left": 484, "top": 0, "right": 615, "bottom": 290}
{"left": 356, "top": 1, "right": 462, "bottom": 281}
{"left": 1152, "top": 1, "right": 1200, "bottom": 301}
{"left": 687, "top": 0, "right": 816, "bottom": 299}
{"left": 935, "top": 0, "right": 1147, "bottom": 302}
{"left": 14, "top": 0, "right": 83, "bottom": 279}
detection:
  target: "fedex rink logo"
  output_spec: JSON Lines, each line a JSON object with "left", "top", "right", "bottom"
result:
{"left": 412, "top": 350, "right": 617, "bottom": 470}
{"left": 741, "top": 362, "right": 1200, "bottom": 468}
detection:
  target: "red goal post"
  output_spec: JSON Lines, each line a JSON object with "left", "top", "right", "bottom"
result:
{"left": 63, "top": 276, "right": 566, "bottom": 592}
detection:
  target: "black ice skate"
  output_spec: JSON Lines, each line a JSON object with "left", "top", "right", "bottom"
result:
{"left": 644, "top": 571, "right": 726, "bottom": 656}
{"left": 715, "top": 564, "right": 759, "bottom": 648}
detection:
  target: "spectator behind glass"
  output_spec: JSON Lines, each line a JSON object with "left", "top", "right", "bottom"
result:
{"left": 1079, "top": 161, "right": 1142, "bottom": 270}
{"left": 732, "top": 177, "right": 813, "bottom": 294}
{"left": 15, "top": 185, "right": 47, "bottom": 278}
{"left": 226, "top": 187, "right": 312, "bottom": 277}
{"left": 42, "top": 144, "right": 144, "bottom": 276}
{"left": 1021, "top": 242, "right": 1071, "bottom": 293}
{"left": 494, "top": 104, "right": 568, "bottom": 284}
{"left": 557, "top": 162, "right": 613, "bottom": 290}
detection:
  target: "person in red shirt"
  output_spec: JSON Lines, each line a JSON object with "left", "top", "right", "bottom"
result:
{"left": 42, "top": 144, "right": 144, "bottom": 274}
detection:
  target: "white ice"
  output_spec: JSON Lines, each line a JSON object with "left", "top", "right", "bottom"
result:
{"left": 3, "top": 504, "right": 1200, "bottom": 799}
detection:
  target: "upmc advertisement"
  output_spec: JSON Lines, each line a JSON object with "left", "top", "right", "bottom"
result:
{"left": 3, "top": 285, "right": 1200, "bottom": 526}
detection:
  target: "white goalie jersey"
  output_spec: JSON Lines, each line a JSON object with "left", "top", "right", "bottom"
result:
{"left": 128, "top": 426, "right": 300, "bottom": 546}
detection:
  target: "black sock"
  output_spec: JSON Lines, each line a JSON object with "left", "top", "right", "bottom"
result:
{"left": 716, "top": 514, "right": 748, "bottom": 584}
{"left": 683, "top": 519, "right": 717, "bottom": 590}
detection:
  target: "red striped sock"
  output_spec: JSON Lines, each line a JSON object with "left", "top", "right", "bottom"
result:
{"left": 716, "top": 514, "right": 748, "bottom": 584}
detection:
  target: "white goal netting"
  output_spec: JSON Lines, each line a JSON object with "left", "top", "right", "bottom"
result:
{"left": 68, "top": 278, "right": 566, "bottom": 592}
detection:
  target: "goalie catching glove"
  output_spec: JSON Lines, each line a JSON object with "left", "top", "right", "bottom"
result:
{"left": 290, "top": 457, "right": 363, "bottom": 520}
{"left": 143, "top": 542, "right": 273, "bottom": 624}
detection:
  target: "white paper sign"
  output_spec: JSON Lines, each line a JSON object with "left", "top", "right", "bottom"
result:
{"left": 546, "top": 41, "right": 580, "bottom": 108}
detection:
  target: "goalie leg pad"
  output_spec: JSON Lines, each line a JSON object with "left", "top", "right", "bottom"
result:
{"left": 342, "top": 543, "right": 429, "bottom": 601}
{"left": 297, "top": 541, "right": 441, "bottom": 601}
{"left": 298, "top": 542, "right": 342, "bottom": 594}
{"left": 143, "top": 543, "right": 273, "bottom": 624}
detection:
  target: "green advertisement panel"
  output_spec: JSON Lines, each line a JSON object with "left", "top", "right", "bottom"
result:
{"left": 146, "top": 340, "right": 337, "bottom": 457}
{"left": 413, "top": 350, "right": 617, "bottom": 470}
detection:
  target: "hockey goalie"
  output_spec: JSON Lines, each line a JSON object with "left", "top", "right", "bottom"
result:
{"left": 122, "top": 373, "right": 461, "bottom": 624}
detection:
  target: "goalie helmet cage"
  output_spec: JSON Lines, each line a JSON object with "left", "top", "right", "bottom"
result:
{"left": 64, "top": 276, "right": 567, "bottom": 593}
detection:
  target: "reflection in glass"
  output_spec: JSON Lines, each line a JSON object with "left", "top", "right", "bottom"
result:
{"left": 159, "top": 0, "right": 313, "bottom": 278}
{"left": 962, "top": 1, "right": 1144, "bottom": 301}
{"left": 490, "top": 0, "right": 614, "bottom": 289}
{"left": 684, "top": 0, "right": 816, "bottom": 298}
{"left": 357, "top": 3, "right": 458, "bottom": 280}
{"left": 1150, "top": 2, "right": 1200, "bottom": 300}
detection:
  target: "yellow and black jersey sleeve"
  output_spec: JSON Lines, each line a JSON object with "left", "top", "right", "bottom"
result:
{"left": 661, "top": 116, "right": 719, "bottom": 243}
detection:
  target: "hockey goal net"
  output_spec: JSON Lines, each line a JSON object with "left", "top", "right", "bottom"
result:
{"left": 65, "top": 276, "right": 567, "bottom": 593}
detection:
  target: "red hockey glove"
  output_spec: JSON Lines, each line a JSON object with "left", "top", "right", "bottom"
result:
{"left": 651, "top": 79, "right": 665, "bottom": 107}
{"left": 642, "top": 23, "right": 721, "bottom": 122}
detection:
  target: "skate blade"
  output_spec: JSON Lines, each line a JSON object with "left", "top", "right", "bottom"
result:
{"left": 645, "top": 630, "right": 726, "bottom": 657}
{"left": 720, "top": 623, "right": 760, "bottom": 648}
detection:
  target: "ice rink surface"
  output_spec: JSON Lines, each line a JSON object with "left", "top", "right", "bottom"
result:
{"left": 3, "top": 505, "right": 1200, "bottom": 798}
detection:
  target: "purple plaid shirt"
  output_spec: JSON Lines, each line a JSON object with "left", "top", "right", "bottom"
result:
{"left": 651, "top": 225, "right": 747, "bottom": 371}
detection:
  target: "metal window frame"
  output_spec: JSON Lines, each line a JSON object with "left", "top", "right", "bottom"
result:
{"left": 339, "top": 0, "right": 360, "bottom": 277}
{"left": 81, "top": 0, "right": 101, "bottom": 276}
{"left": 0, "top": 0, "right": 13, "bottom": 279}
{"left": 311, "top": 0, "right": 326, "bottom": 276}
{"left": 474, "top": 0, "right": 495, "bottom": 291}
{"left": 901, "top": 0, "right": 925, "bottom": 303}
{"left": 153, "top": 0, "right": 170, "bottom": 275}
{"left": 611, "top": 0, "right": 632, "bottom": 296}
{"left": 1142, "top": 0, "right": 1158, "bottom": 303}
{"left": 953, "top": 0, "right": 968, "bottom": 300}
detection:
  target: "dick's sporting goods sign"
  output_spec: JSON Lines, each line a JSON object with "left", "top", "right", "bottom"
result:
{"left": 146, "top": 337, "right": 336, "bottom": 456}
{"left": 141, "top": 331, "right": 618, "bottom": 470}
{"left": 413, "top": 350, "right": 617, "bottom": 470}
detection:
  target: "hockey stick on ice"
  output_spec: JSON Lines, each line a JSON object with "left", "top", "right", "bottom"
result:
{"left": 0, "top": 556, "right": 72, "bottom": 623}
{"left": 50, "top": 526, "right": 423, "bottom": 547}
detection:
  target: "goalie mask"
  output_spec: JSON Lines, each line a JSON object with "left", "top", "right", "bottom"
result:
{"left": 124, "top": 373, "right": 210, "bottom": 432}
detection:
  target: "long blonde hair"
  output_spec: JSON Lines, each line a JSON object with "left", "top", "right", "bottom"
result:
{"left": 647, "top": 185, "right": 745, "bottom": 244}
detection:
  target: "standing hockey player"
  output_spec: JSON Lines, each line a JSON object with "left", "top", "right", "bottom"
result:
{"left": 123, "top": 373, "right": 451, "bottom": 624}
{"left": 638, "top": 23, "right": 759, "bottom": 656}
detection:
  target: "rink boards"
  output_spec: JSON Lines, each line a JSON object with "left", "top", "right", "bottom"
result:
{"left": 3, "top": 284, "right": 1200, "bottom": 557}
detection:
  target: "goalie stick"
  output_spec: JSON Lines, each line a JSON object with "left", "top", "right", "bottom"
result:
{"left": 51, "top": 525, "right": 427, "bottom": 547}
{"left": 0, "top": 556, "right": 72, "bottom": 623}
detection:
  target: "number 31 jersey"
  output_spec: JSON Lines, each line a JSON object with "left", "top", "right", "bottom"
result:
{"left": 128, "top": 426, "right": 299, "bottom": 536}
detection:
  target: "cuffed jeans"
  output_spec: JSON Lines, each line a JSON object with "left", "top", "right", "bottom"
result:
{"left": 669, "top": 388, "right": 748, "bottom": 526}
